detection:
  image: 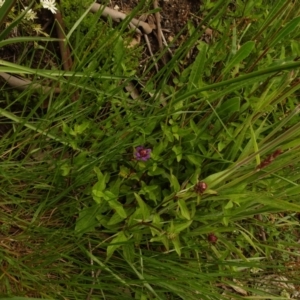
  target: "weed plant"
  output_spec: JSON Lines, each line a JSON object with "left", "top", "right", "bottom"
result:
{"left": 0, "top": 0, "right": 300, "bottom": 299}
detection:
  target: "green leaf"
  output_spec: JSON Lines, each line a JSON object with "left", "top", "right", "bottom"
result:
{"left": 170, "top": 173, "right": 181, "bottom": 192}
{"left": 62, "top": 121, "right": 75, "bottom": 136}
{"left": 188, "top": 41, "right": 208, "bottom": 89}
{"left": 134, "top": 193, "right": 151, "bottom": 220}
{"left": 218, "top": 97, "right": 240, "bottom": 117}
{"left": 186, "top": 154, "right": 203, "bottom": 166}
{"left": 122, "top": 243, "right": 135, "bottom": 263}
{"left": 60, "top": 163, "right": 71, "bottom": 176}
{"left": 204, "top": 169, "right": 234, "bottom": 188}
{"left": 107, "top": 231, "right": 128, "bottom": 260}
{"left": 107, "top": 212, "right": 126, "bottom": 226}
{"left": 92, "top": 181, "right": 106, "bottom": 197}
{"left": 222, "top": 41, "right": 255, "bottom": 76}
{"left": 92, "top": 168, "right": 108, "bottom": 200}
{"left": 108, "top": 199, "right": 127, "bottom": 218}
{"left": 172, "top": 145, "right": 182, "bottom": 162}
{"left": 74, "top": 121, "right": 89, "bottom": 135}
{"left": 173, "top": 220, "right": 193, "bottom": 233}
{"left": 172, "top": 236, "right": 181, "bottom": 256}
{"left": 75, "top": 205, "right": 100, "bottom": 235}
{"left": 222, "top": 216, "right": 229, "bottom": 226}
{"left": 113, "top": 36, "right": 125, "bottom": 76}
{"left": 119, "top": 165, "right": 130, "bottom": 178}
{"left": 270, "top": 16, "right": 300, "bottom": 48}
{"left": 178, "top": 199, "right": 191, "bottom": 220}
{"left": 224, "top": 200, "right": 233, "bottom": 209}
{"left": 256, "top": 197, "right": 300, "bottom": 212}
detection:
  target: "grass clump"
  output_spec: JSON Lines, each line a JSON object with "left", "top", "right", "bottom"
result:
{"left": 0, "top": 0, "right": 300, "bottom": 299}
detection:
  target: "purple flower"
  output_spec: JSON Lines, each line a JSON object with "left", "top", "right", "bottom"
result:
{"left": 134, "top": 146, "right": 151, "bottom": 161}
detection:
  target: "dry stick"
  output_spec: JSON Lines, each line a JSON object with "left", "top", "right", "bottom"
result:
{"left": 160, "top": 28, "right": 173, "bottom": 56}
{"left": 144, "top": 34, "right": 159, "bottom": 73}
{"left": 256, "top": 214, "right": 267, "bottom": 242}
{"left": 153, "top": 0, "right": 167, "bottom": 65}
{"left": 54, "top": 11, "right": 80, "bottom": 102}
{"left": 153, "top": 0, "right": 163, "bottom": 50}
{"left": 0, "top": 72, "right": 61, "bottom": 93}
{"left": 90, "top": 3, "right": 153, "bottom": 34}
{"left": 54, "top": 12, "right": 72, "bottom": 72}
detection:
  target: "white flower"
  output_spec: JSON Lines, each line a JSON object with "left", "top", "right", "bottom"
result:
{"left": 0, "top": 0, "right": 5, "bottom": 8}
{"left": 22, "top": 7, "right": 38, "bottom": 21}
{"left": 40, "top": 0, "right": 58, "bottom": 14}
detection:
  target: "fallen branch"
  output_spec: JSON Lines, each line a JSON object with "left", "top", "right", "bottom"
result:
{"left": 0, "top": 72, "right": 61, "bottom": 93}
{"left": 55, "top": 11, "right": 79, "bottom": 102}
{"left": 90, "top": 3, "right": 153, "bottom": 34}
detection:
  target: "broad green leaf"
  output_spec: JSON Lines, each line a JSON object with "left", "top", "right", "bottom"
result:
{"left": 75, "top": 205, "right": 100, "bottom": 235}
{"left": 204, "top": 169, "right": 235, "bottom": 188}
{"left": 150, "top": 235, "right": 169, "bottom": 251}
{"left": 62, "top": 121, "right": 75, "bottom": 136}
{"left": 134, "top": 193, "right": 150, "bottom": 220}
{"left": 222, "top": 216, "right": 229, "bottom": 226}
{"left": 188, "top": 41, "right": 208, "bottom": 89}
{"left": 113, "top": 36, "right": 124, "bottom": 76}
{"left": 74, "top": 121, "right": 89, "bottom": 135}
{"left": 178, "top": 199, "right": 191, "bottom": 220}
{"left": 222, "top": 41, "right": 255, "bottom": 76}
{"left": 107, "top": 231, "right": 128, "bottom": 260}
{"left": 94, "top": 167, "right": 110, "bottom": 183}
{"left": 60, "top": 163, "right": 71, "bottom": 176}
{"left": 170, "top": 173, "right": 180, "bottom": 192}
{"left": 107, "top": 212, "right": 125, "bottom": 226}
{"left": 122, "top": 243, "right": 135, "bottom": 263}
{"left": 92, "top": 181, "right": 106, "bottom": 197}
{"left": 186, "top": 154, "right": 203, "bottom": 166}
{"left": 172, "top": 236, "right": 181, "bottom": 256}
{"left": 119, "top": 165, "right": 130, "bottom": 178}
{"left": 108, "top": 199, "right": 127, "bottom": 218}
{"left": 224, "top": 200, "right": 233, "bottom": 209}
{"left": 218, "top": 97, "right": 240, "bottom": 117}
{"left": 172, "top": 145, "right": 182, "bottom": 162}
{"left": 173, "top": 220, "right": 193, "bottom": 233}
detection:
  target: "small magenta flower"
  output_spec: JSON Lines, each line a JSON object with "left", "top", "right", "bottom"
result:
{"left": 134, "top": 146, "right": 151, "bottom": 161}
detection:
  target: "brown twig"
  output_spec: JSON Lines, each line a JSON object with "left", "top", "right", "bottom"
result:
{"left": 0, "top": 72, "right": 61, "bottom": 93}
{"left": 256, "top": 214, "right": 267, "bottom": 242}
{"left": 90, "top": 3, "right": 153, "bottom": 34}
{"left": 153, "top": 0, "right": 163, "bottom": 50}
{"left": 54, "top": 11, "right": 73, "bottom": 72}
{"left": 54, "top": 10, "right": 79, "bottom": 102}
{"left": 144, "top": 34, "right": 159, "bottom": 73}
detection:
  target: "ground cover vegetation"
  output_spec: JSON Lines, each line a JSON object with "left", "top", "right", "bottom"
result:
{"left": 0, "top": 0, "right": 300, "bottom": 299}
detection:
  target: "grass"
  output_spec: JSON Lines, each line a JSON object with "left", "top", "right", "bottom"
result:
{"left": 0, "top": 0, "right": 300, "bottom": 299}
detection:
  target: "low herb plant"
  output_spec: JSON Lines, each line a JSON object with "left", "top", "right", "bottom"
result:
{"left": 0, "top": 0, "right": 300, "bottom": 299}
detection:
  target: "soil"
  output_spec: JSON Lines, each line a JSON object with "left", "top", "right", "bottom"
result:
{"left": 107, "top": 0, "right": 202, "bottom": 51}
{"left": 109, "top": 0, "right": 201, "bottom": 34}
